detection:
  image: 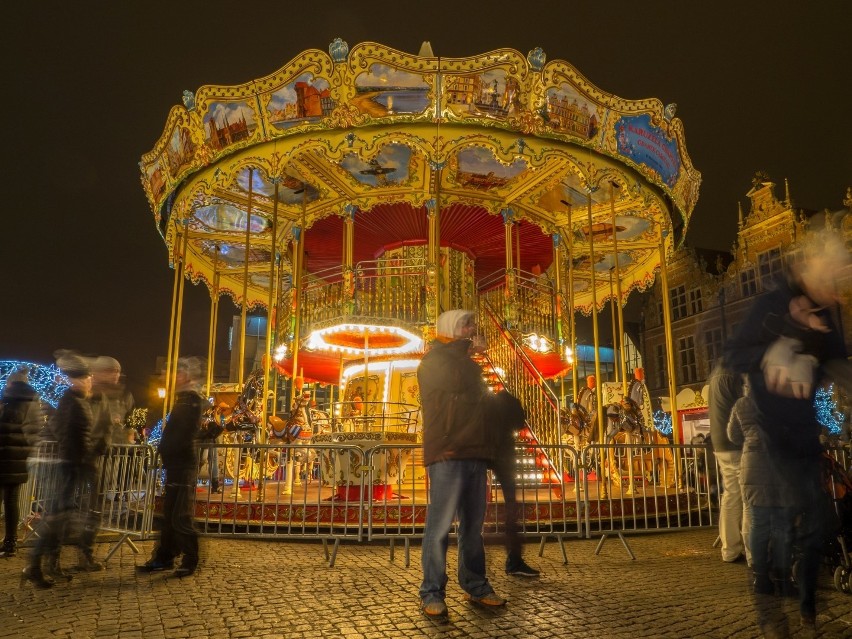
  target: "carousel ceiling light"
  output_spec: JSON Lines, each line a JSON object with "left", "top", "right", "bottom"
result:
{"left": 306, "top": 323, "right": 424, "bottom": 356}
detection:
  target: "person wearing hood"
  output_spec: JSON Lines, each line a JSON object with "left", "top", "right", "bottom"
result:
{"left": 417, "top": 310, "right": 505, "bottom": 617}
{"left": 0, "top": 368, "right": 43, "bottom": 558}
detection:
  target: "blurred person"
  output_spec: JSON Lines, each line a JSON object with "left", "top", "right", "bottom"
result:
{"left": 23, "top": 351, "right": 95, "bottom": 588}
{"left": 137, "top": 357, "right": 204, "bottom": 577}
{"left": 418, "top": 310, "right": 505, "bottom": 618}
{"left": 0, "top": 368, "right": 43, "bottom": 558}
{"left": 489, "top": 389, "right": 539, "bottom": 577}
{"left": 725, "top": 227, "right": 851, "bottom": 630}
{"left": 727, "top": 385, "right": 797, "bottom": 597}
{"left": 76, "top": 355, "right": 134, "bottom": 571}
{"left": 89, "top": 356, "right": 135, "bottom": 451}
{"left": 708, "top": 360, "right": 749, "bottom": 564}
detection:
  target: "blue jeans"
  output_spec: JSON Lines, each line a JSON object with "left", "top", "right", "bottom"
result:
{"left": 419, "top": 459, "right": 493, "bottom": 604}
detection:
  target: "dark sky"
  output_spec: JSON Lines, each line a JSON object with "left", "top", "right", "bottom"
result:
{"left": 2, "top": 2, "right": 850, "bottom": 405}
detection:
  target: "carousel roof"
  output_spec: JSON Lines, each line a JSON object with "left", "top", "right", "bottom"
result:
{"left": 140, "top": 40, "right": 701, "bottom": 313}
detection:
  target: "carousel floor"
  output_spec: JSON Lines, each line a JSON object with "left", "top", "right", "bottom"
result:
{"left": 168, "top": 477, "right": 709, "bottom": 532}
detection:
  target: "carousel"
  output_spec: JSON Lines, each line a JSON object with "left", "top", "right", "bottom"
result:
{"left": 140, "top": 40, "right": 702, "bottom": 528}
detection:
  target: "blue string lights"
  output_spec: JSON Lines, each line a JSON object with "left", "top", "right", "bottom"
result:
{"left": 0, "top": 359, "right": 69, "bottom": 407}
{"left": 815, "top": 384, "right": 844, "bottom": 435}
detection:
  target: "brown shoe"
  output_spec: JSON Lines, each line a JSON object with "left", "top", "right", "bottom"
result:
{"left": 464, "top": 592, "right": 507, "bottom": 607}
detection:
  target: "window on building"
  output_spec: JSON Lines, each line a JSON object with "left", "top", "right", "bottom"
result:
{"left": 740, "top": 268, "right": 757, "bottom": 297}
{"left": 705, "top": 328, "right": 723, "bottom": 372}
{"left": 655, "top": 344, "right": 666, "bottom": 389}
{"left": 758, "top": 248, "right": 783, "bottom": 290}
{"left": 678, "top": 335, "right": 698, "bottom": 384}
{"left": 688, "top": 288, "right": 703, "bottom": 315}
{"left": 670, "top": 285, "right": 687, "bottom": 321}
{"left": 657, "top": 300, "right": 664, "bottom": 325}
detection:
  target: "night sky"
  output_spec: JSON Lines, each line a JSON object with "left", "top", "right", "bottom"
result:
{"left": 3, "top": 2, "right": 850, "bottom": 405}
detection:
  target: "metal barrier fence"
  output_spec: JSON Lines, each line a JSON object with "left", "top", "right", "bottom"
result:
{"left": 18, "top": 441, "right": 159, "bottom": 562}
{"left": 13, "top": 440, "right": 851, "bottom": 567}
{"left": 581, "top": 443, "right": 717, "bottom": 559}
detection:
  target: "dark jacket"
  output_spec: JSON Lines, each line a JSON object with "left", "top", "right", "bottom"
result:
{"left": 0, "top": 381, "right": 43, "bottom": 484}
{"left": 418, "top": 339, "right": 491, "bottom": 466}
{"left": 727, "top": 395, "right": 794, "bottom": 508}
{"left": 50, "top": 387, "right": 95, "bottom": 466}
{"left": 158, "top": 390, "right": 203, "bottom": 470}
{"left": 724, "top": 276, "right": 846, "bottom": 459}
{"left": 489, "top": 390, "right": 525, "bottom": 464}
{"left": 707, "top": 361, "right": 743, "bottom": 453}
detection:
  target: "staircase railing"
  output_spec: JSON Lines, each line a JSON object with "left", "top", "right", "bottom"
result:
{"left": 478, "top": 298, "right": 563, "bottom": 478}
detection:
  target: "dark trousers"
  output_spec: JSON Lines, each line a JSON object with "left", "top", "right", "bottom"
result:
{"left": 490, "top": 455, "right": 523, "bottom": 565}
{"left": 152, "top": 467, "right": 198, "bottom": 568}
{"left": 32, "top": 462, "right": 95, "bottom": 561}
{"left": 2, "top": 483, "right": 22, "bottom": 544}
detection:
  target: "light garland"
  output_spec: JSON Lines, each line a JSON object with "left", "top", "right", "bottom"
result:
{"left": 305, "top": 323, "right": 423, "bottom": 356}
{"left": 653, "top": 409, "right": 673, "bottom": 436}
{"left": 815, "top": 384, "right": 844, "bottom": 435}
{"left": 0, "top": 360, "right": 69, "bottom": 408}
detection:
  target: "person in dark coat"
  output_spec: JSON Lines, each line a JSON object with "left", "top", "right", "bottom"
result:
{"left": 727, "top": 391, "right": 796, "bottom": 596}
{"left": 708, "top": 360, "right": 748, "bottom": 564}
{"left": 137, "top": 357, "right": 204, "bottom": 577}
{"left": 418, "top": 310, "right": 505, "bottom": 617}
{"left": 489, "top": 390, "right": 539, "bottom": 577}
{"left": 0, "top": 368, "right": 43, "bottom": 558}
{"left": 724, "top": 227, "right": 851, "bottom": 629}
{"left": 24, "top": 352, "right": 95, "bottom": 588}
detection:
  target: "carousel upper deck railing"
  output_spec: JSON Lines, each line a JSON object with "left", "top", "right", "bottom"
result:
{"left": 328, "top": 401, "right": 420, "bottom": 434}
{"left": 298, "top": 257, "right": 428, "bottom": 335}
{"left": 478, "top": 297, "right": 563, "bottom": 474}
{"left": 478, "top": 269, "right": 557, "bottom": 341}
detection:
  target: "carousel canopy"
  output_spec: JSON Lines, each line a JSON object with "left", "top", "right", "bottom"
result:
{"left": 140, "top": 40, "right": 700, "bottom": 313}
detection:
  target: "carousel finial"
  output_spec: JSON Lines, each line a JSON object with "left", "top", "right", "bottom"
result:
{"left": 418, "top": 41, "right": 434, "bottom": 57}
{"left": 182, "top": 90, "right": 196, "bottom": 111}
{"left": 329, "top": 38, "right": 349, "bottom": 63}
{"left": 527, "top": 47, "right": 546, "bottom": 71}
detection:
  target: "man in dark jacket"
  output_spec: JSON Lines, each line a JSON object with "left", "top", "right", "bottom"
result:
{"left": 0, "top": 368, "right": 42, "bottom": 558}
{"left": 707, "top": 360, "right": 748, "bottom": 564}
{"left": 418, "top": 310, "right": 505, "bottom": 617}
{"left": 724, "top": 228, "right": 850, "bottom": 629}
{"left": 137, "top": 357, "right": 204, "bottom": 577}
{"left": 24, "top": 352, "right": 95, "bottom": 588}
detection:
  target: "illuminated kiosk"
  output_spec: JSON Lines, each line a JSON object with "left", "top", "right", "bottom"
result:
{"left": 140, "top": 41, "right": 701, "bottom": 528}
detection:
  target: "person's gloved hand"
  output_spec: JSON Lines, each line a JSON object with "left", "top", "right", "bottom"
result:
{"left": 762, "top": 336, "right": 818, "bottom": 399}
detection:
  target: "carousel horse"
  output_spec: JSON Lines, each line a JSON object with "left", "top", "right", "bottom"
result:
{"left": 269, "top": 391, "right": 317, "bottom": 486}
{"left": 604, "top": 396, "right": 675, "bottom": 489}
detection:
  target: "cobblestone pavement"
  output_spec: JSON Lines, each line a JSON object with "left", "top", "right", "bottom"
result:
{"left": 1, "top": 529, "right": 850, "bottom": 638}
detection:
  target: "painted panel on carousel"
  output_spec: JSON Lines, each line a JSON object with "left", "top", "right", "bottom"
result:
{"left": 353, "top": 64, "right": 430, "bottom": 116}
{"left": 266, "top": 74, "right": 335, "bottom": 129}
{"left": 202, "top": 100, "right": 258, "bottom": 151}
{"left": 194, "top": 202, "right": 270, "bottom": 234}
{"left": 234, "top": 167, "right": 320, "bottom": 204}
{"left": 544, "top": 83, "right": 600, "bottom": 140}
{"left": 444, "top": 69, "right": 521, "bottom": 119}
{"left": 614, "top": 113, "right": 681, "bottom": 188}
{"left": 397, "top": 371, "right": 420, "bottom": 407}
{"left": 594, "top": 252, "right": 633, "bottom": 272}
{"left": 340, "top": 143, "right": 412, "bottom": 187}
{"left": 539, "top": 173, "right": 608, "bottom": 209}
{"left": 199, "top": 240, "right": 271, "bottom": 266}
{"left": 146, "top": 160, "right": 166, "bottom": 203}
{"left": 343, "top": 375, "right": 383, "bottom": 416}
{"left": 166, "top": 125, "right": 196, "bottom": 179}
{"left": 453, "top": 147, "right": 527, "bottom": 191}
